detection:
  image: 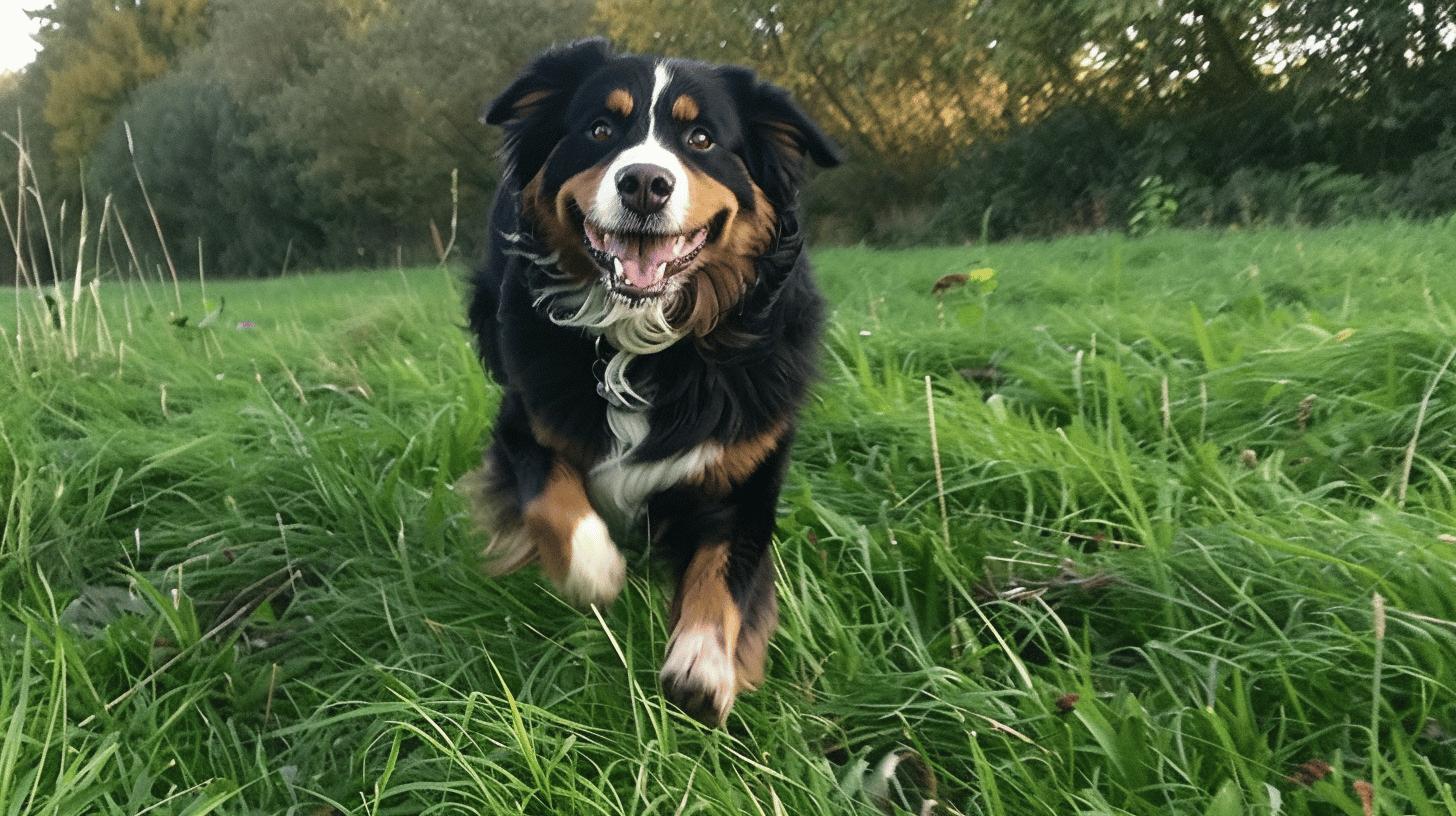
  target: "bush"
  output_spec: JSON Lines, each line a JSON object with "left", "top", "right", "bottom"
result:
{"left": 1127, "top": 175, "right": 1180, "bottom": 236}
{"left": 88, "top": 66, "right": 327, "bottom": 276}
{"left": 801, "top": 162, "right": 963, "bottom": 247}
{"left": 932, "top": 106, "right": 1140, "bottom": 241}
{"left": 1183, "top": 164, "right": 1382, "bottom": 228}
{"left": 899, "top": 89, "right": 1456, "bottom": 242}
{"left": 1383, "top": 129, "right": 1456, "bottom": 218}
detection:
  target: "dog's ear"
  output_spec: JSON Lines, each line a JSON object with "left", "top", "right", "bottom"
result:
{"left": 483, "top": 38, "right": 613, "bottom": 184}
{"left": 720, "top": 67, "right": 843, "bottom": 207}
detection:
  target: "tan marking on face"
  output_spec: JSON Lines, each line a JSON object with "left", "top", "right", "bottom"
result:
{"left": 528, "top": 152, "right": 776, "bottom": 345}
{"left": 653, "top": 164, "right": 760, "bottom": 333}
{"left": 671, "top": 94, "right": 699, "bottom": 121}
{"left": 692, "top": 423, "right": 786, "bottom": 494}
{"left": 521, "top": 461, "right": 593, "bottom": 584}
{"left": 676, "top": 182, "right": 776, "bottom": 337}
{"left": 679, "top": 165, "right": 740, "bottom": 233}
{"left": 522, "top": 164, "right": 604, "bottom": 284}
{"left": 606, "top": 88, "right": 633, "bottom": 118}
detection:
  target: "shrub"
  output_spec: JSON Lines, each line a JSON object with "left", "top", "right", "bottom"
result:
{"left": 1383, "top": 129, "right": 1456, "bottom": 218}
{"left": 1128, "top": 175, "right": 1180, "bottom": 236}
{"left": 1182, "top": 164, "right": 1381, "bottom": 228}
{"left": 932, "top": 105, "right": 1140, "bottom": 241}
{"left": 802, "top": 163, "right": 945, "bottom": 246}
{"left": 88, "top": 67, "right": 327, "bottom": 276}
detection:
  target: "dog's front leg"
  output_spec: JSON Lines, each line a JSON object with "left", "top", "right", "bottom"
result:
{"left": 464, "top": 392, "right": 625, "bottom": 607}
{"left": 659, "top": 540, "right": 777, "bottom": 726}
{"left": 521, "top": 459, "right": 626, "bottom": 606}
{"left": 654, "top": 445, "right": 788, "bottom": 726}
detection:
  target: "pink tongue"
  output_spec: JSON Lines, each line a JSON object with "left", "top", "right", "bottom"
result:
{"left": 611, "top": 236, "right": 679, "bottom": 289}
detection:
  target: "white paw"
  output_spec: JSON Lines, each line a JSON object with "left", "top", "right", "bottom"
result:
{"left": 660, "top": 627, "right": 737, "bottom": 725}
{"left": 556, "top": 513, "right": 626, "bottom": 607}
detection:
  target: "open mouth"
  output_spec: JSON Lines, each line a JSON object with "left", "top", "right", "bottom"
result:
{"left": 581, "top": 219, "right": 712, "bottom": 298}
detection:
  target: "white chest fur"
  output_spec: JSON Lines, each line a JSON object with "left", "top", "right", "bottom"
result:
{"left": 588, "top": 405, "right": 722, "bottom": 522}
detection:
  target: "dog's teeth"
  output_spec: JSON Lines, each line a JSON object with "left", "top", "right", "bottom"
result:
{"left": 612, "top": 258, "right": 624, "bottom": 278}
{"left": 655, "top": 262, "right": 667, "bottom": 279}
{"left": 673, "top": 236, "right": 685, "bottom": 256}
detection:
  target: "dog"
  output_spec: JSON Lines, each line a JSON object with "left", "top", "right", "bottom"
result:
{"left": 464, "top": 38, "right": 841, "bottom": 725}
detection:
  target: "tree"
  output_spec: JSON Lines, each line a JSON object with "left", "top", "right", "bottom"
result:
{"left": 32, "top": 0, "right": 209, "bottom": 172}
{"left": 597, "top": 0, "right": 1005, "bottom": 176}
{"left": 87, "top": 60, "right": 325, "bottom": 276}
{"left": 204, "top": 0, "right": 590, "bottom": 264}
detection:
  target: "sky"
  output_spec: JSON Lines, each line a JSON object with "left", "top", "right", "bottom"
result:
{"left": 0, "top": 0, "right": 48, "bottom": 74}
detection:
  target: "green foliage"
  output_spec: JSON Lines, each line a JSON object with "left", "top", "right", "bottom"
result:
{"left": 2, "top": 0, "right": 589, "bottom": 278}
{"left": 1128, "top": 175, "right": 1180, "bottom": 236}
{"left": 607, "top": 0, "right": 1456, "bottom": 244}
{"left": 941, "top": 266, "right": 998, "bottom": 329}
{"left": 597, "top": 0, "right": 997, "bottom": 174}
{"left": 204, "top": 0, "right": 589, "bottom": 266}
{"left": 32, "top": 0, "right": 209, "bottom": 168}
{"left": 1188, "top": 164, "right": 1382, "bottom": 228}
{"left": 932, "top": 105, "right": 1137, "bottom": 241}
{"left": 4, "top": 0, "right": 1456, "bottom": 267}
{"left": 4, "top": 221, "right": 1456, "bottom": 812}
{"left": 1385, "top": 129, "right": 1456, "bottom": 218}
{"left": 87, "top": 65, "right": 324, "bottom": 276}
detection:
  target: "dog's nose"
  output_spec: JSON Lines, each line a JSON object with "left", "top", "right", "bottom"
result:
{"left": 615, "top": 164, "right": 675, "bottom": 215}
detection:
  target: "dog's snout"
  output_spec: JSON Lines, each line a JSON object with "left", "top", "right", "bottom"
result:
{"left": 615, "top": 164, "right": 675, "bottom": 215}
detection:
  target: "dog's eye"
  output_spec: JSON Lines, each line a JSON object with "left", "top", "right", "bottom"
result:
{"left": 686, "top": 127, "right": 713, "bottom": 151}
{"left": 588, "top": 120, "right": 614, "bottom": 142}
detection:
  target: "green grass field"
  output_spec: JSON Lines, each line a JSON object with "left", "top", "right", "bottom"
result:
{"left": 3, "top": 219, "right": 1456, "bottom": 814}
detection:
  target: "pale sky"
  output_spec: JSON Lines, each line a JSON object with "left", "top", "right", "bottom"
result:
{"left": 0, "top": 0, "right": 48, "bottom": 74}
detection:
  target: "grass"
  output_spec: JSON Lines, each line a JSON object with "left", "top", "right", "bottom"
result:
{"left": 3, "top": 218, "right": 1456, "bottom": 814}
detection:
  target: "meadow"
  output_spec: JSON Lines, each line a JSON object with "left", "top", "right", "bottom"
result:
{"left": 3, "top": 219, "right": 1456, "bottom": 814}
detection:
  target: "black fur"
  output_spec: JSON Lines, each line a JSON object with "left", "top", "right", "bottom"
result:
{"left": 468, "top": 39, "right": 840, "bottom": 724}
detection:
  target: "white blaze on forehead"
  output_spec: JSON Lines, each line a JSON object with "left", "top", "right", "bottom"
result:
{"left": 589, "top": 62, "right": 690, "bottom": 232}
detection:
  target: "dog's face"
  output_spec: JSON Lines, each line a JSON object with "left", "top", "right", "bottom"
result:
{"left": 485, "top": 40, "right": 840, "bottom": 337}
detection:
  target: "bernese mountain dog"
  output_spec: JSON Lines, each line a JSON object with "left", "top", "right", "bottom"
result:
{"left": 463, "top": 38, "right": 841, "bottom": 725}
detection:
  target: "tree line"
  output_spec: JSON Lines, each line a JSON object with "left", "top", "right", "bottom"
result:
{"left": 3, "top": 0, "right": 1455, "bottom": 279}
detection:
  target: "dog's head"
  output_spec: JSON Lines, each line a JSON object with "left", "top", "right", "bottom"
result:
{"left": 484, "top": 39, "right": 840, "bottom": 342}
